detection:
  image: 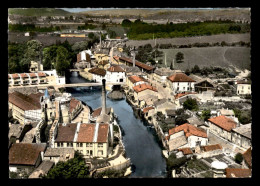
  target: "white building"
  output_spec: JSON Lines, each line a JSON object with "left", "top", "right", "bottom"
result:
{"left": 106, "top": 65, "right": 126, "bottom": 83}
{"left": 41, "top": 70, "right": 66, "bottom": 85}
{"left": 167, "top": 73, "right": 196, "bottom": 95}
{"left": 236, "top": 80, "right": 251, "bottom": 95}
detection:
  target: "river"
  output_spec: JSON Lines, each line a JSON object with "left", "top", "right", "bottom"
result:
{"left": 66, "top": 72, "right": 167, "bottom": 178}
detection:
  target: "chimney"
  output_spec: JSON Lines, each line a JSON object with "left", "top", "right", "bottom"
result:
{"left": 101, "top": 79, "right": 106, "bottom": 115}
{"left": 133, "top": 52, "right": 135, "bottom": 67}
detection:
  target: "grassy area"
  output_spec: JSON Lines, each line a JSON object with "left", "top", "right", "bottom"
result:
{"left": 8, "top": 8, "right": 72, "bottom": 16}
{"left": 156, "top": 47, "right": 250, "bottom": 71}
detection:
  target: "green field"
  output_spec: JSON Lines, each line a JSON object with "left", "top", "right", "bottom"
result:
{"left": 157, "top": 47, "right": 251, "bottom": 71}
{"left": 8, "top": 8, "right": 71, "bottom": 16}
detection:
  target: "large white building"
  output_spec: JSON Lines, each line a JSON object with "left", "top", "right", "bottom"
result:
{"left": 167, "top": 73, "right": 196, "bottom": 95}
{"left": 106, "top": 65, "right": 126, "bottom": 83}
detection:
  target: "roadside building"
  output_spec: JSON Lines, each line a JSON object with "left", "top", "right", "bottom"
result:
{"left": 168, "top": 123, "right": 208, "bottom": 149}
{"left": 54, "top": 123, "right": 111, "bottom": 158}
{"left": 167, "top": 73, "right": 196, "bottom": 95}
{"left": 127, "top": 75, "right": 148, "bottom": 88}
{"left": 118, "top": 56, "right": 155, "bottom": 74}
{"left": 153, "top": 68, "right": 174, "bottom": 83}
{"left": 9, "top": 143, "right": 47, "bottom": 175}
{"left": 195, "top": 144, "right": 223, "bottom": 159}
{"left": 88, "top": 67, "right": 106, "bottom": 83}
{"left": 236, "top": 80, "right": 251, "bottom": 95}
{"left": 106, "top": 65, "right": 126, "bottom": 83}
{"left": 133, "top": 83, "right": 158, "bottom": 101}
{"left": 8, "top": 91, "right": 43, "bottom": 125}
{"left": 194, "top": 78, "right": 216, "bottom": 93}
{"left": 207, "top": 115, "right": 238, "bottom": 142}
{"left": 231, "top": 123, "right": 251, "bottom": 149}
{"left": 43, "top": 147, "right": 75, "bottom": 165}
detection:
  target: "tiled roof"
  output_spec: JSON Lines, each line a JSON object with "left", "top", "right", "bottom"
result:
{"left": 133, "top": 84, "right": 157, "bottom": 93}
{"left": 168, "top": 135, "right": 188, "bottom": 152}
{"left": 143, "top": 106, "right": 154, "bottom": 114}
{"left": 97, "top": 124, "right": 109, "bottom": 143}
{"left": 169, "top": 123, "right": 207, "bottom": 138}
{"left": 167, "top": 73, "right": 196, "bottom": 82}
{"left": 225, "top": 168, "right": 251, "bottom": 178}
{"left": 8, "top": 91, "right": 43, "bottom": 111}
{"left": 202, "top": 144, "right": 222, "bottom": 152}
{"left": 107, "top": 65, "right": 125, "bottom": 72}
{"left": 28, "top": 73, "right": 37, "bottom": 77}
{"left": 77, "top": 124, "right": 95, "bottom": 143}
{"left": 92, "top": 107, "right": 111, "bottom": 118}
{"left": 187, "top": 116, "right": 204, "bottom": 126}
{"left": 128, "top": 75, "right": 147, "bottom": 84}
{"left": 154, "top": 68, "right": 174, "bottom": 76}
{"left": 11, "top": 74, "right": 20, "bottom": 79}
{"left": 9, "top": 143, "right": 46, "bottom": 166}
{"left": 237, "top": 80, "right": 251, "bottom": 84}
{"left": 178, "top": 148, "right": 193, "bottom": 155}
{"left": 208, "top": 115, "right": 237, "bottom": 132}
{"left": 20, "top": 73, "right": 29, "bottom": 78}
{"left": 232, "top": 124, "right": 251, "bottom": 139}
{"left": 113, "top": 56, "right": 120, "bottom": 61}
{"left": 88, "top": 67, "right": 106, "bottom": 76}
{"left": 119, "top": 56, "right": 154, "bottom": 71}
{"left": 98, "top": 60, "right": 109, "bottom": 66}
{"left": 175, "top": 92, "right": 197, "bottom": 99}
{"left": 44, "top": 147, "right": 75, "bottom": 157}
{"left": 37, "top": 72, "right": 46, "bottom": 77}
{"left": 55, "top": 124, "right": 77, "bottom": 142}
{"left": 243, "top": 147, "right": 252, "bottom": 169}
{"left": 77, "top": 53, "right": 81, "bottom": 62}
{"left": 69, "top": 98, "right": 81, "bottom": 113}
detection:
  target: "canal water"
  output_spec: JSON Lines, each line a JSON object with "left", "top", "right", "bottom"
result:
{"left": 66, "top": 72, "right": 167, "bottom": 178}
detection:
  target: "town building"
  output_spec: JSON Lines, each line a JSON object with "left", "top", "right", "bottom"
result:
{"left": 225, "top": 168, "right": 251, "bottom": 178}
{"left": 43, "top": 147, "right": 75, "bottom": 165}
{"left": 167, "top": 73, "right": 196, "bottom": 95}
{"left": 54, "top": 123, "right": 112, "bottom": 158}
{"left": 207, "top": 115, "right": 238, "bottom": 142}
{"left": 28, "top": 160, "right": 54, "bottom": 178}
{"left": 29, "top": 61, "right": 43, "bottom": 72}
{"left": 133, "top": 84, "right": 158, "bottom": 101}
{"left": 236, "top": 80, "right": 251, "bottom": 95}
{"left": 88, "top": 67, "right": 106, "bottom": 83}
{"left": 106, "top": 65, "right": 126, "bottom": 83}
{"left": 153, "top": 68, "right": 174, "bottom": 83}
{"left": 126, "top": 75, "right": 148, "bottom": 88}
{"left": 242, "top": 147, "right": 252, "bottom": 169}
{"left": 9, "top": 143, "right": 47, "bottom": 175}
{"left": 8, "top": 91, "right": 43, "bottom": 125}
{"left": 167, "top": 123, "right": 208, "bottom": 151}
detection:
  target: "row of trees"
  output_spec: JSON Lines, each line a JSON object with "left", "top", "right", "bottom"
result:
{"left": 121, "top": 19, "right": 250, "bottom": 40}
{"left": 9, "top": 24, "right": 61, "bottom": 32}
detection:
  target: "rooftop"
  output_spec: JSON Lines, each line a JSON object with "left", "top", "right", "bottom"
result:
{"left": 55, "top": 124, "right": 77, "bottom": 142}
{"left": 208, "top": 115, "right": 237, "bottom": 132}
{"left": 119, "top": 56, "right": 154, "bottom": 71}
{"left": 225, "top": 168, "right": 251, "bottom": 178}
{"left": 201, "top": 144, "right": 222, "bottom": 152}
{"left": 169, "top": 123, "right": 207, "bottom": 138}
{"left": 154, "top": 68, "right": 174, "bottom": 76}
{"left": 128, "top": 75, "right": 147, "bottom": 84}
{"left": 232, "top": 124, "right": 251, "bottom": 139}
{"left": 187, "top": 116, "right": 205, "bottom": 126}
{"left": 92, "top": 107, "right": 111, "bottom": 118}
{"left": 168, "top": 135, "right": 188, "bottom": 152}
{"left": 174, "top": 92, "right": 197, "bottom": 99}
{"left": 242, "top": 147, "right": 252, "bottom": 169}
{"left": 142, "top": 106, "right": 154, "bottom": 114}
{"left": 178, "top": 147, "right": 193, "bottom": 155}
{"left": 107, "top": 65, "right": 125, "bottom": 72}
{"left": 218, "top": 108, "right": 235, "bottom": 116}
{"left": 167, "top": 73, "right": 196, "bottom": 82}
{"left": 8, "top": 91, "right": 43, "bottom": 111}
{"left": 88, "top": 67, "right": 106, "bottom": 76}
{"left": 44, "top": 147, "right": 75, "bottom": 157}
{"left": 96, "top": 124, "right": 109, "bottom": 143}
{"left": 133, "top": 83, "right": 157, "bottom": 93}
{"left": 69, "top": 97, "right": 81, "bottom": 113}
{"left": 9, "top": 143, "right": 46, "bottom": 166}
{"left": 77, "top": 124, "right": 96, "bottom": 143}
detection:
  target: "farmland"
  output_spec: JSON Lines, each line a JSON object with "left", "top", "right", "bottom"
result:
{"left": 156, "top": 47, "right": 250, "bottom": 71}
{"left": 125, "top": 33, "right": 250, "bottom": 47}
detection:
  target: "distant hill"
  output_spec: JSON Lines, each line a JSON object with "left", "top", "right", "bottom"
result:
{"left": 79, "top": 8, "right": 251, "bottom": 22}
{"left": 8, "top": 8, "right": 72, "bottom": 16}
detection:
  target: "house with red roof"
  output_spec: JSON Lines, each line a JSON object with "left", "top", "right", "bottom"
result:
{"left": 167, "top": 73, "right": 196, "bottom": 95}
{"left": 106, "top": 65, "right": 126, "bottom": 83}
{"left": 207, "top": 115, "right": 238, "bottom": 142}
{"left": 54, "top": 123, "right": 111, "bottom": 158}
{"left": 168, "top": 123, "right": 208, "bottom": 149}
{"left": 126, "top": 75, "right": 149, "bottom": 88}
{"left": 133, "top": 83, "right": 158, "bottom": 101}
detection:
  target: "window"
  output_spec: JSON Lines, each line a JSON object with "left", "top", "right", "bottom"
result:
{"left": 80, "top": 143, "right": 83, "bottom": 147}
{"left": 57, "top": 143, "right": 60, "bottom": 147}
{"left": 61, "top": 143, "right": 63, "bottom": 147}
{"left": 98, "top": 144, "right": 103, "bottom": 148}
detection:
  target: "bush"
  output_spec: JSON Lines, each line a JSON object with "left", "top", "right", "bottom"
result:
{"left": 235, "top": 153, "right": 243, "bottom": 164}
{"left": 183, "top": 98, "right": 199, "bottom": 111}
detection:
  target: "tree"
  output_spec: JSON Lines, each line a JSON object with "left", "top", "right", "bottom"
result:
{"left": 24, "top": 40, "right": 42, "bottom": 62}
{"left": 185, "top": 69, "right": 191, "bottom": 75}
{"left": 72, "top": 41, "right": 89, "bottom": 54}
{"left": 55, "top": 46, "right": 70, "bottom": 76}
{"left": 201, "top": 109, "right": 211, "bottom": 121}
{"left": 88, "top": 32, "right": 95, "bottom": 39}
{"left": 43, "top": 45, "right": 58, "bottom": 70}
{"left": 235, "top": 153, "right": 243, "bottom": 164}
{"left": 44, "top": 151, "right": 90, "bottom": 179}
{"left": 175, "top": 52, "right": 184, "bottom": 63}
{"left": 121, "top": 19, "right": 132, "bottom": 27}
{"left": 170, "top": 61, "right": 174, "bottom": 70}
{"left": 102, "top": 23, "right": 106, "bottom": 30}
{"left": 183, "top": 98, "right": 199, "bottom": 111}
{"left": 191, "top": 65, "right": 201, "bottom": 74}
